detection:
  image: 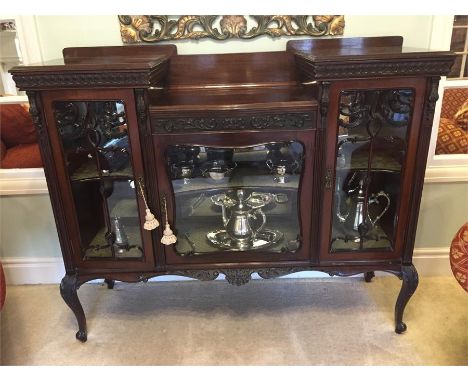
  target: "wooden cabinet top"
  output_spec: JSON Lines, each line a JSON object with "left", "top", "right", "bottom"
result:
{"left": 10, "top": 36, "right": 455, "bottom": 92}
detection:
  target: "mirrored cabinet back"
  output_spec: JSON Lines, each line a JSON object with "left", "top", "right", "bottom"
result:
{"left": 10, "top": 36, "right": 455, "bottom": 342}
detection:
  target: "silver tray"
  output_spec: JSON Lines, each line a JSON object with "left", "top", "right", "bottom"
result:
{"left": 206, "top": 229, "right": 283, "bottom": 251}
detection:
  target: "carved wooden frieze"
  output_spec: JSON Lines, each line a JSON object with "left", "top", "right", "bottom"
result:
{"left": 11, "top": 61, "right": 169, "bottom": 90}
{"left": 12, "top": 72, "right": 152, "bottom": 90}
{"left": 173, "top": 270, "right": 220, "bottom": 281}
{"left": 295, "top": 54, "right": 456, "bottom": 80}
{"left": 171, "top": 268, "right": 310, "bottom": 286}
{"left": 119, "top": 15, "right": 344, "bottom": 43}
{"left": 152, "top": 113, "right": 314, "bottom": 133}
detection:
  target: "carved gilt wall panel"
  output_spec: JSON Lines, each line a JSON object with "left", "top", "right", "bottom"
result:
{"left": 118, "top": 15, "right": 344, "bottom": 43}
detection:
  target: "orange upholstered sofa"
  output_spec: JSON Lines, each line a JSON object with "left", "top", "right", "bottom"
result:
{"left": 0, "top": 102, "right": 42, "bottom": 168}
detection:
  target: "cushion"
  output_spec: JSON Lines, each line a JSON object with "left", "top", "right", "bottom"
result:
{"left": 454, "top": 99, "right": 468, "bottom": 131}
{"left": 0, "top": 103, "right": 37, "bottom": 147}
{"left": 0, "top": 143, "right": 42, "bottom": 168}
{"left": 440, "top": 88, "right": 468, "bottom": 120}
{"left": 436, "top": 117, "right": 468, "bottom": 155}
{"left": 449, "top": 222, "right": 468, "bottom": 292}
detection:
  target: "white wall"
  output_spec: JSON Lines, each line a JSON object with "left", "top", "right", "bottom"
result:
{"left": 34, "top": 15, "right": 437, "bottom": 61}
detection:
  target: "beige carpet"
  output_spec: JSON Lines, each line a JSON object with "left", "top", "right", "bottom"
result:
{"left": 0, "top": 276, "right": 467, "bottom": 365}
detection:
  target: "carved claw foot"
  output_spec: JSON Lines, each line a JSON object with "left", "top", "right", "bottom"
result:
{"left": 395, "top": 322, "right": 407, "bottom": 334}
{"left": 76, "top": 330, "right": 87, "bottom": 342}
{"left": 394, "top": 265, "right": 418, "bottom": 334}
{"left": 60, "top": 274, "right": 87, "bottom": 342}
{"left": 364, "top": 271, "right": 375, "bottom": 283}
{"left": 104, "top": 279, "right": 115, "bottom": 289}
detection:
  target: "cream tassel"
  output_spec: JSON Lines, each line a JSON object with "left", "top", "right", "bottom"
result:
{"left": 137, "top": 179, "right": 159, "bottom": 230}
{"left": 144, "top": 209, "right": 159, "bottom": 231}
{"left": 161, "top": 196, "right": 177, "bottom": 245}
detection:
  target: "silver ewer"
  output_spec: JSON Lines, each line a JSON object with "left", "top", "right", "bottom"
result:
{"left": 111, "top": 217, "right": 129, "bottom": 253}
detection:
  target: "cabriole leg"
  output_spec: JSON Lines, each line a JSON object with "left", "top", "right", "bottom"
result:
{"left": 395, "top": 265, "right": 419, "bottom": 334}
{"left": 60, "top": 274, "right": 87, "bottom": 342}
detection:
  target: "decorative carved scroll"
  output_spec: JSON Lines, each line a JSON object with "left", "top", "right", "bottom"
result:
{"left": 171, "top": 268, "right": 310, "bottom": 286}
{"left": 338, "top": 89, "right": 415, "bottom": 131}
{"left": 152, "top": 113, "right": 314, "bottom": 133}
{"left": 295, "top": 54, "right": 455, "bottom": 80}
{"left": 173, "top": 270, "right": 220, "bottom": 281}
{"left": 119, "top": 15, "right": 344, "bottom": 43}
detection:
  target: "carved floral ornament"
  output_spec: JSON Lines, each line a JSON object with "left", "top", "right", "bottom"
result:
{"left": 118, "top": 15, "right": 345, "bottom": 43}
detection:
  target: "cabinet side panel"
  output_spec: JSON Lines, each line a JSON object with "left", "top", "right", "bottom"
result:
{"left": 27, "top": 91, "right": 75, "bottom": 272}
{"left": 402, "top": 77, "right": 437, "bottom": 264}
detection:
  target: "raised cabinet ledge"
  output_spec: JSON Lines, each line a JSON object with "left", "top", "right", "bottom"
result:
{"left": 291, "top": 52, "right": 455, "bottom": 81}
{"left": 10, "top": 61, "right": 170, "bottom": 90}
{"left": 10, "top": 44, "right": 176, "bottom": 90}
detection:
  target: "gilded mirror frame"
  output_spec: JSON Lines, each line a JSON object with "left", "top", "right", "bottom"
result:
{"left": 118, "top": 15, "right": 345, "bottom": 43}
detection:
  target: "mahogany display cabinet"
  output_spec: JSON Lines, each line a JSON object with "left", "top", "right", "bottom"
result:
{"left": 10, "top": 36, "right": 455, "bottom": 342}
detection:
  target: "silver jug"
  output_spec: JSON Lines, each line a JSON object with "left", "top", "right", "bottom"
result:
{"left": 336, "top": 178, "right": 390, "bottom": 237}
{"left": 111, "top": 216, "right": 129, "bottom": 253}
{"left": 211, "top": 189, "right": 272, "bottom": 250}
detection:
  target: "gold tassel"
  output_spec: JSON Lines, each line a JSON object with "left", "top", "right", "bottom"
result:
{"left": 161, "top": 196, "right": 177, "bottom": 245}
{"left": 137, "top": 179, "right": 159, "bottom": 231}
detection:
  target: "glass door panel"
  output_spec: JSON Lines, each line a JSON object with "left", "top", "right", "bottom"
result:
{"left": 166, "top": 142, "right": 304, "bottom": 256}
{"left": 331, "top": 89, "right": 414, "bottom": 252}
{"left": 54, "top": 100, "right": 144, "bottom": 260}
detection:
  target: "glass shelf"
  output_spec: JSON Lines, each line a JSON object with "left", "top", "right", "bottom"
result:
{"left": 84, "top": 219, "right": 143, "bottom": 259}
{"left": 172, "top": 171, "right": 300, "bottom": 194}
{"left": 336, "top": 150, "right": 403, "bottom": 173}
{"left": 70, "top": 160, "right": 134, "bottom": 182}
{"left": 330, "top": 224, "right": 392, "bottom": 252}
{"left": 174, "top": 215, "right": 300, "bottom": 256}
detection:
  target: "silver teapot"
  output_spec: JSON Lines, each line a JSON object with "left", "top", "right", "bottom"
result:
{"left": 336, "top": 177, "right": 390, "bottom": 238}
{"left": 211, "top": 189, "right": 273, "bottom": 250}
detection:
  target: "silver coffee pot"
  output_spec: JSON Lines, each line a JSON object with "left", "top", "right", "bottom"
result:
{"left": 336, "top": 177, "right": 390, "bottom": 238}
{"left": 211, "top": 189, "right": 273, "bottom": 250}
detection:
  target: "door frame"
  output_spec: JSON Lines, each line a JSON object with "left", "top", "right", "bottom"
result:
{"left": 319, "top": 77, "right": 427, "bottom": 263}
{"left": 152, "top": 129, "right": 316, "bottom": 266}
{"left": 41, "top": 88, "right": 156, "bottom": 271}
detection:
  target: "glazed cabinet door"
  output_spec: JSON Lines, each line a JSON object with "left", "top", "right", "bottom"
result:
{"left": 153, "top": 130, "right": 315, "bottom": 265}
{"left": 320, "top": 78, "right": 426, "bottom": 262}
{"left": 41, "top": 89, "right": 155, "bottom": 270}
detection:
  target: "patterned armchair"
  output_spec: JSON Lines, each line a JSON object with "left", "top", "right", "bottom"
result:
{"left": 436, "top": 88, "right": 468, "bottom": 155}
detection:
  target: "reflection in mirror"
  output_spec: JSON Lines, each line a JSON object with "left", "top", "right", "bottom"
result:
{"left": 54, "top": 100, "right": 143, "bottom": 260}
{"left": 331, "top": 89, "right": 414, "bottom": 252}
{"left": 166, "top": 142, "right": 304, "bottom": 256}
